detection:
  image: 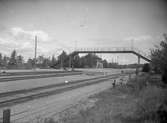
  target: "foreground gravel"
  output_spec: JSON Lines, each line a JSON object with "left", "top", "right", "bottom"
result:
{"left": 0, "top": 79, "right": 115, "bottom": 123}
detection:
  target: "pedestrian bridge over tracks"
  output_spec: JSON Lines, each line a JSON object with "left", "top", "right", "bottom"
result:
{"left": 72, "top": 47, "right": 151, "bottom": 64}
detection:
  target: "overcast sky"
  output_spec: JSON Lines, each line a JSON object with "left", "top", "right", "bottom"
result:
{"left": 0, "top": 0, "right": 167, "bottom": 64}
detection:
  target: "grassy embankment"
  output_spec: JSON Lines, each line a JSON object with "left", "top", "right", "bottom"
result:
{"left": 39, "top": 73, "right": 167, "bottom": 123}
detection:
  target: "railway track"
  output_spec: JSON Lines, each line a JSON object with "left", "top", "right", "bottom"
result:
{"left": 0, "top": 73, "right": 123, "bottom": 108}
{"left": 0, "top": 71, "right": 83, "bottom": 82}
{"left": 0, "top": 70, "right": 81, "bottom": 76}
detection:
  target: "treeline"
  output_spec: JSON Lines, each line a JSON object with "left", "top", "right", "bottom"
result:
{"left": 0, "top": 50, "right": 141, "bottom": 69}
{"left": 0, "top": 50, "right": 56, "bottom": 69}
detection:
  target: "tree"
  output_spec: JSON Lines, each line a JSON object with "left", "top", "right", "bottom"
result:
{"left": 151, "top": 34, "right": 167, "bottom": 71}
{"left": 16, "top": 55, "right": 24, "bottom": 68}
{"left": 58, "top": 51, "right": 69, "bottom": 68}
{"left": 42, "top": 58, "right": 50, "bottom": 68}
{"left": 26, "top": 58, "right": 34, "bottom": 69}
{"left": 103, "top": 60, "right": 108, "bottom": 68}
{"left": 17, "top": 55, "right": 24, "bottom": 64}
{"left": 151, "top": 34, "right": 167, "bottom": 84}
{"left": 37, "top": 55, "right": 44, "bottom": 64}
{"left": 82, "top": 53, "right": 102, "bottom": 68}
{"left": 51, "top": 55, "right": 56, "bottom": 66}
{"left": 2, "top": 56, "right": 9, "bottom": 68}
{"left": 8, "top": 50, "right": 17, "bottom": 67}
{"left": 0, "top": 53, "right": 2, "bottom": 67}
{"left": 73, "top": 54, "right": 81, "bottom": 68}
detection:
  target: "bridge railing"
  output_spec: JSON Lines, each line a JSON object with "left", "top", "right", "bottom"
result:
{"left": 75, "top": 47, "right": 132, "bottom": 52}
{"left": 74, "top": 47, "right": 150, "bottom": 60}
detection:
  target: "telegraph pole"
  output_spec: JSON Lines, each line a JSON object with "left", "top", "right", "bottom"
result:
{"left": 34, "top": 35, "right": 37, "bottom": 70}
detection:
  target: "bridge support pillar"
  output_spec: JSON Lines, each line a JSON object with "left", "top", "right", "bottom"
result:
{"left": 69, "top": 55, "right": 72, "bottom": 68}
{"left": 136, "top": 56, "right": 140, "bottom": 75}
{"left": 138, "top": 56, "right": 140, "bottom": 65}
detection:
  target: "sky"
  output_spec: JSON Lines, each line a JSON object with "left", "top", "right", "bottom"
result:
{"left": 0, "top": 0, "right": 167, "bottom": 64}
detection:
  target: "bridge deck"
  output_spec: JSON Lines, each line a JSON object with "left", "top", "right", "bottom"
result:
{"left": 73, "top": 47, "right": 151, "bottom": 62}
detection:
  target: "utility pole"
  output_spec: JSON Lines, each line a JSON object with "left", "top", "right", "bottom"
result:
{"left": 117, "top": 56, "right": 119, "bottom": 64}
{"left": 34, "top": 35, "right": 37, "bottom": 70}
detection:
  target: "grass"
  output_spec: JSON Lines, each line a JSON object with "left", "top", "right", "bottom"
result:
{"left": 33, "top": 72, "right": 167, "bottom": 123}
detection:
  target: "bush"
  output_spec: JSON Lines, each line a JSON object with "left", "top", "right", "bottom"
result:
{"left": 125, "top": 74, "right": 167, "bottom": 123}
{"left": 162, "top": 68, "right": 167, "bottom": 84}
{"left": 142, "top": 63, "right": 150, "bottom": 72}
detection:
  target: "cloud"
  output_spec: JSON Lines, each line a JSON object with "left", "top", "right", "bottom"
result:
{"left": 11, "top": 27, "right": 49, "bottom": 42}
{"left": 123, "top": 35, "right": 159, "bottom": 55}
{"left": 0, "top": 27, "right": 53, "bottom": 58}
{"left": 0, "top": 26, "right": 72, "bottom": 59}
{"left": 124, "top": 35, "right": 152, "bottom": 42}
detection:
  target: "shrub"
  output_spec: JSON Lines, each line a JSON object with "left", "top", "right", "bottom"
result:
{"left": 162, "top": 68, "right": 167, "bottom": 84}
{"left": 142, "top": 63, "right": 150, "bottom": 73}
{"left": 134, "top": 85, "right": 167, "bottom": 122}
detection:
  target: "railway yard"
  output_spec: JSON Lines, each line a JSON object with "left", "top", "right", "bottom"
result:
{"left": 0, "top": 68, "right": 133, "bottom": 123}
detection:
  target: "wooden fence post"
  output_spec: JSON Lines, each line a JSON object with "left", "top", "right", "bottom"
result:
{"left": 3, "top": 109, "right": 10, "bottom": 123}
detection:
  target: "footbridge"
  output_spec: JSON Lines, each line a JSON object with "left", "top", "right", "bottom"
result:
{"left": 72, "top": 47, "right": 151, "bottom": 64}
